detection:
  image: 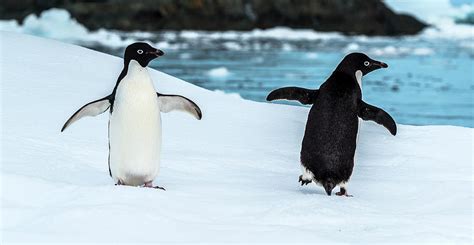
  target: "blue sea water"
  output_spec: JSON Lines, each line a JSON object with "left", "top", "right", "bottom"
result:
{"left": 1, "top": 5, "right": 472, "bottom": 127}
{"left": 93, "top": 34, "right": 473, "bottom": 127}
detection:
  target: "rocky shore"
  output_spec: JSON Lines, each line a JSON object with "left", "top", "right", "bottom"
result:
{"left": 0, "top": 0, "right": 427, "bottom": 36}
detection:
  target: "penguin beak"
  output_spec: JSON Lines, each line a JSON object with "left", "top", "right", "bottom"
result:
{"left": 148, "top": 49, "right": 164, "bottom": 57}
{"left": 373, "top": 61, "right": 388, "bottom": 69}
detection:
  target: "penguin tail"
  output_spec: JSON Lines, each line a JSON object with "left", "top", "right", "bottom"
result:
{"left": 323, "top": 179, "right": 336, "bottom": 196}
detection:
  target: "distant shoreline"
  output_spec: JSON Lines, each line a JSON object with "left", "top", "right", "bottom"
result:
{"left": 0, "top": 0, "right": 426, "bottom": 36}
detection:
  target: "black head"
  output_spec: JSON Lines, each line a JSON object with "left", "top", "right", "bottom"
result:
{"left": 336, "top": 52, "right": 388, "bottom": 76}
{"left": 124, "top": 42, "right": 164, "bottom": 67}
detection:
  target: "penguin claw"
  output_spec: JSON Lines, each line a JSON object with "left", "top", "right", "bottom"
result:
{"left": 152, "top": 186, "right": 166, "bottom": 191}
{"left": 143, "top": 181, "right": 165, "bottom": 190}
{"left": 336, "top": 193, "right": 353, "bottom": 197}
{"left": 298, "top": 175, "right": 312, "bottom": 186}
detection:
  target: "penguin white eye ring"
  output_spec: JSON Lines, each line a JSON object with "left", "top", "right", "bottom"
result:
{"left": 364, "top": 61, "right": 370, "bottom": 66}
{"left": 137, "top": 49, "right": 143, "bottom": 54}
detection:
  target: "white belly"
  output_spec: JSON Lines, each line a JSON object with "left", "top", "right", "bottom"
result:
{"left": 109, "top": 60, "right": 161, "bottom": 186}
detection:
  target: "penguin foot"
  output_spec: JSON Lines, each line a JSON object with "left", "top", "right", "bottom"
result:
{"left": 299, "top": 175, "right": 312, "bottom": 186}
{"left": 144, "top": 181, "right": 166, "bottom": 191}
{"left": 335, "top": 187, "right": 353, "bottom": 197}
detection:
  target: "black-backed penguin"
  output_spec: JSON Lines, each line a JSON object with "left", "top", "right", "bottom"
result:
{"left": 267, "top": 52, "right": 396, "bottom": 196}
{"left": 61, "top": 42, "right": 202, "bottom": 190}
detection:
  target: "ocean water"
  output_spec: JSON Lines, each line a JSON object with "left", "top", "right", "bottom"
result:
{"left": 90, "top": 34, "right": 473, "bottom": 127}
{"left": 1, "top": 6, "right": 473, "bottom": 127}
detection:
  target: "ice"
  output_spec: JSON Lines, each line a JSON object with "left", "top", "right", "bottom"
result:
{"left": 421, "top": 19, "right": 474, "bottom": 40}
{"left": 385, "top": 0, "right": 473, "bottom": 22}
{"left": 206, "top": 67, "right": 231, "bottom": 78}
{"left": 344, "top": 43, "right": 360, "bottom": 52}
{"left": 385, "top": 0, "right": 474, "bottom": 41}
{"left": 413, "top": 47, "right": 435, "bottom": 56}
{"left": 0, "top": 11, "right": 346, "bottom": 49}
{"left": 0, "top": 20, "right": 20, "bottom": 32}
{"left": 222, "top": 41, "right": 241, "bottom": 50}
{"left": 305, "top": 52, "right": 319, "bottom": 59}
{"left": 369, "top": 46, "right": 434, "bottom": 57}
{"left": 21, "top": 8, "right": 88, "bottom": 40}
{"left": 178, "top": 53, "right": 192, "bottom": 60}
{"left": 0, "top": 32, "right": 472, "bottom": 243}
{"left": 0, "top": 8, "right": 135, "bottom": 48}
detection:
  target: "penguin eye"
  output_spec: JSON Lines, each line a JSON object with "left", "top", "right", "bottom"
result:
{"left": 364, "top": 61, "right": 370, "bottom": 66}
{"left": 137, "top": 49, "right": 143, "bottom": 54}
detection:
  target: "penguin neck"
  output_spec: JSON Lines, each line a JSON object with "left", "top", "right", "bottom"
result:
{"left": 333, "top": 67, "right": 363, "bottom": 90}
{"left": 126, "top": 60, "right": 147, "bottom": 76}
{"left": 115, "top": 59, "right": 131, "bottom": 85}
{"left": 111, "top": 59, "right": 149, "bottom": 112}
{"left": 116, "top": 59, "right": 147, "bottom": 84}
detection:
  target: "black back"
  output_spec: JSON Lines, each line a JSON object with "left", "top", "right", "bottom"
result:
{"left": 301, "top": 72, "right": 360, "bottom": 189}
{"left": 300, "top": 52, "right": 387, "bottom": 194}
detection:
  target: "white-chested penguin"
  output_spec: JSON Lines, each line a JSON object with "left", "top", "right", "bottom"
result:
{"left": 61, "top": 42, "right": 202, "bottom": 190}
{"left": 267, "top": 52, "right": 396, "bottom": 197}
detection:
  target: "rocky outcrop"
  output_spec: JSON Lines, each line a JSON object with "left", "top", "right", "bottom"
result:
{"left": 0, "top": 0, "right": 427, "bottom": 36}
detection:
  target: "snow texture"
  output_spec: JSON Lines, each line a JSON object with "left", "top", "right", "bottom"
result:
{"left": 1, "top": 32, "right": 473, "bottom": 243}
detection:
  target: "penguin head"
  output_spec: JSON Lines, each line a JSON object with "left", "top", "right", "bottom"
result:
{"left": 336, "top": 52, "right": 388, "bottom": 76}
{"left": 124, "top": 42, "right": 164, "bottom": 67}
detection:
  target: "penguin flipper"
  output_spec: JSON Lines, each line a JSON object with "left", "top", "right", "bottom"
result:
{"left": 61, "top": 96, "right": 111, "bottom": 132}
{"left": 266, "top": 87, "right": 319, "bottom": 105}
{"left": 157, "top": 93, "right": 202, "bottom": 120}
{"left": 358, "top": 100, "right": 397, "bottom": 136}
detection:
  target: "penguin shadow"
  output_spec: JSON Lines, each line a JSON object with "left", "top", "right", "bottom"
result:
{"left": 298, "top": 186, "right": 327, "bottom": 196}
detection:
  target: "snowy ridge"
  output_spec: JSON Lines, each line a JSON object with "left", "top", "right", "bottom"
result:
{"left": 1, "top": 32, "right": 473, "bottom": 243}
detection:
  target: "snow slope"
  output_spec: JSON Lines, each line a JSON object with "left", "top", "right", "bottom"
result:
{"left": 1, "top": 32, "right": 472, "bottom": 243}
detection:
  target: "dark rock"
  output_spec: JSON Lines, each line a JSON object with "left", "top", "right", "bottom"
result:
{"left": 0, "top": 0, "right": 427, "bottom": 36}
{"left": 455, "top": 11, "right": 474, "bottom": 25}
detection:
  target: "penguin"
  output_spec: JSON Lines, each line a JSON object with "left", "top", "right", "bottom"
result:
{"left": 61, "top": 42, "right": 202, "bottom": 190}
{"left": 267, "top": 52, "right": 396, "bottom": 196}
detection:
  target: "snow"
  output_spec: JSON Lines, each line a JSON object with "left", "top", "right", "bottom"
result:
{"left": 1, "top": 32, "right": 473, "bottom": 243}
{"left": 213, "top": 90, "right": 243, "bottom": 99}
